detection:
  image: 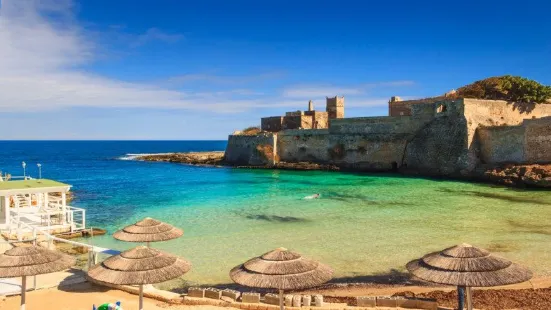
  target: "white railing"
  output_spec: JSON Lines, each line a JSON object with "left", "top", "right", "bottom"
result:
{"left": 10, "top": 215, "right": 119, "bottom": 270}
{"left": 9, "top": 204, "right": 86, "bottom": 233}
{"left": 68, "top": 206, "right": 86, "bottom": 231}
{"left": 7, "top": 176, "right": 33, "bottom": 180}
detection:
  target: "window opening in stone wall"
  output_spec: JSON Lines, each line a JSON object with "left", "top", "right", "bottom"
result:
{"left": 436, "top": 104, "right": 447, "bottom": 113}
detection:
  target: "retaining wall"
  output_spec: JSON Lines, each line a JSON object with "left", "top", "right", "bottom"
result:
{"left": 224, "top": 134, "right": 277, "bottom": 166}
{"left": 225, "top": 99, "right": 551, "bottom": 175}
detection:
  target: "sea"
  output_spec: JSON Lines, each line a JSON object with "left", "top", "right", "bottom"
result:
{"left": 1, "top": 140, "right": 551, "bottom": 287}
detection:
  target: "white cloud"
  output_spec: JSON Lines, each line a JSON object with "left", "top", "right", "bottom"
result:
{"left": 282, "top": 81, "right": 414, "bottom": 99}
{"left": 0, "top": 0, "right": 260, "bottom": 113}
{"left": 130, "top": 27, "right": 184, "bottom": 47}
{"left": 283, "top": 86, "right": 364, "bottom": 98}
{"left": 364, "top": 81, "right": 415, "bottom": 88}
{"left": 163, "top": 71, "right": 286, "bottom": 86}
{"left": 0, "top": 0, "right": 411, "bottom": 118}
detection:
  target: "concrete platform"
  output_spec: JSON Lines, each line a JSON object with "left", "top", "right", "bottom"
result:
{"left": 0, "top": 269, "right": 86, "bottom": 296}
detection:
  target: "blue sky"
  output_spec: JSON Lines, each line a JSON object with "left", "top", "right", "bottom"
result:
{"left": 0, "top": 0, "right": 550, "bottom": 140}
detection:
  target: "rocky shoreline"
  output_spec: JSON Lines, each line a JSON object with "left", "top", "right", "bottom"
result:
{"left": 135, "top": 152, "right": 551, "bottom": 189}
{"left": 482, "top": 164, "right": 551, "bottom": 188}
{"left": 136, "top": 152, "right": 226, "bottom": 166}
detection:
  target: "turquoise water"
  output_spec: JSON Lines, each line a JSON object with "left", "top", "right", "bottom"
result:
{"left": 1, "top": 141, "right": 551, "bottom": 286}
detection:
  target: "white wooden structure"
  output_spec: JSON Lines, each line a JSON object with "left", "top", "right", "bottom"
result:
{"left": 0, "top": 178, "right": 85, "bottom": 236}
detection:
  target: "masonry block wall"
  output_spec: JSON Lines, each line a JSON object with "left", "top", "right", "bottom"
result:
{"left": 525, "top": 117, "right": 551, "bottom": 163}
{"left": 305, "top": 111, "right": 329, "bottom": 129}
{"left": 227, "top": 98, "right": 551, "bottom": 175}
{"left": 478, "top": 117, "right": 551, "bottom": 164}
{"left": 326, "top": 96, "right": 345, "bottom": 119}
{"left": 278, "top": 130, "right": 331, "bottom": 163}
{"left": 261, "top": 117, "right": 284, "bottom": 132}
{"left": 224, "top": 134, "right": 277, "bottom": 166}
{"left": 389, "top": 97, "right": 445, "bottom": 116}
{"left": 478, "top": 126, "right": 525, "bottom": 164}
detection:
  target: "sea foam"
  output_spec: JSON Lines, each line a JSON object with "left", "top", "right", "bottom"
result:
{"left": 117, "top": 153, "right": 171, "bottom": 160}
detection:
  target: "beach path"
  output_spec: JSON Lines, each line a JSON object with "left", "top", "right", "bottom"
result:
{"left": 0, "top": 282, "right": 238, "bottom": 310}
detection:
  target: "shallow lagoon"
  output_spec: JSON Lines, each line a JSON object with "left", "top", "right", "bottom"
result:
{"left": 1, "top": 141, "right": 550, "bottom": 286}
{"left": 84, "top": 167, "right": 551, "bottom": 286}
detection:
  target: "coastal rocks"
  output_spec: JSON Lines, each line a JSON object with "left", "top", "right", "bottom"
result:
{"left": 483, "top": 164, "right": 551, "bottom": 187}
{"left": 274, "top": 162, "right": 340, "bottom": 171}
{"left": 135, "top": 151, "right": 551, "bottom": 189}
{"left": 49, "top": 191, "right": 74, "bottom": 203}
{"left": 136, "top": 152, "right": 225, "bottom": 166}
{"left": 137, "top": 152, "right": 340, "bottom": 171}
{"left": 237, "top": 161, "right": 340, "bottom": 171}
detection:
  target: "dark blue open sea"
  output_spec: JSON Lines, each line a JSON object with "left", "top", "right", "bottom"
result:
{"left": 1, "top": 140, "right": 550, "bottom": 286}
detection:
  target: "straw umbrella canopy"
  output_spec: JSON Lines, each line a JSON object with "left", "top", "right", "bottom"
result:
{"left": 230, "top": 247, "right": 333, "bottom": 310}
{"left": 87, "top": 245, "right": 191, "bottom": 310}
{"left": 0, "top": 245, "right": 75, "bottom": 310}
{"left": 113, "top": 217, "right": 183, "bottom": 246}
{"left": 406, "top": 243, "right": 532, "bottom": 310}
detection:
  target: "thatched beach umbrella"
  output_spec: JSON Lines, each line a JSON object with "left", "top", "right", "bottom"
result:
{"left": 406, "top": 243, "right": 532, "bottom": 310}
{"left": 230, "top": 247, "right": 333, "bottom": 310}
{"left": 113, "top": 217, "right": 183, "bottom": 246}
{"left": 87, "top": 245, "right": 191, "bottom": 310}
{"left": 0, "top": 245, "right": 75, "bottom": 310}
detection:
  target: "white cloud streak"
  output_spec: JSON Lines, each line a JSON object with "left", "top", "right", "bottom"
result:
{"left": 282, "top": 81, "right": 415, "bottom": 98}
{"left": 0, "top": 0, "right": 260, "bottom": 113}
{"left": 164, "top": 71, "right": 286, "bottom": 86}
{"left": 130, "top": 27, "right": 184, "bottom": 47}
{"left": 283, "top": 86, "right": 364, "bottom": 98}
{"left": 0, "top": 0, "right": 411, "bottom": 117}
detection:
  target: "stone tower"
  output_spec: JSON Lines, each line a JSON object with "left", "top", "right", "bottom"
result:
{"left": 326, "top": 96, "right": 344, "bottom": 119}
{"left": 308, "top": 100, "right": 314, "bottom": 111}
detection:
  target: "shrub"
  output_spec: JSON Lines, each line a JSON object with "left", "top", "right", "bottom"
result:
{"left": 238, "top": 126, "right": 262, "bottom": 135}
{"left": 455, "top": 75, "right": 551, "bottom": 103}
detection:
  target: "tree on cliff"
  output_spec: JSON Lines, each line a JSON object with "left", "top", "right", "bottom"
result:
{"left": 454, "top": 75, "right": 551, "bottom": 104}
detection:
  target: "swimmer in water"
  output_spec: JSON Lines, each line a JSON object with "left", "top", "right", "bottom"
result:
{"left": 304, "top": 193, "right": 321, "bottom": 199}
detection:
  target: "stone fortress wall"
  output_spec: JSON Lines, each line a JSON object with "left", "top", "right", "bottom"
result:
{"left": 225, "top": 95, "right": 551, "bottom": 176}
{"left": 224, "top": 134, "right": 277, "bottom": 166}
{"left": 261, "top": 97, "right": 343, "bottom": 132}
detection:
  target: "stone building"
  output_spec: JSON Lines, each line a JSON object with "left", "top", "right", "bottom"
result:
{"left": 228, "top": 96, "right": 551, "bottom": 175}
{"left": 261, "top": 96, "right": 344, "bottom": 132}
{"left": 326, "top": 96, "right": 345, "bottom": 119}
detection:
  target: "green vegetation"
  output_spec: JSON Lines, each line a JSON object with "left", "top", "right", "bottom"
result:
{"left": 239, "top": 126, "right": 262, "bottom": 135}
{"left": 455, "top": 75, "right": 551, "bottom": 103}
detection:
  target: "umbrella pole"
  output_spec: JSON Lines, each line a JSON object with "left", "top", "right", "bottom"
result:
{"left": 457, "top": 285, "right": 465, "bottom": 310}
{"left": 21, "top": 275, "right": 26, "bottom": 310}
{"left": 465, "top": 287, "right": 473, "bottom": 310}
{"left": 139, "top": 284, "right": 144, "bottom": 310}
{"left": 279, "top": 289, "right": 284, "bottom": 310}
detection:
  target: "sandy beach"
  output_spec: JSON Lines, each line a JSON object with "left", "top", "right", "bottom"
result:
{"left": 1, "top": 277, "right": 551, "bottom": 310}
{"left": 299, "top": 277, "right": 551, "bottom": 310}
{"left": 0, "top": 282, "right": 237, "bottom": 310}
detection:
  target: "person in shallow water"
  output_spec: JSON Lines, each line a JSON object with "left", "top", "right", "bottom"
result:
{"left": 304, "top": 193, "right": 321, "bottom": 199}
